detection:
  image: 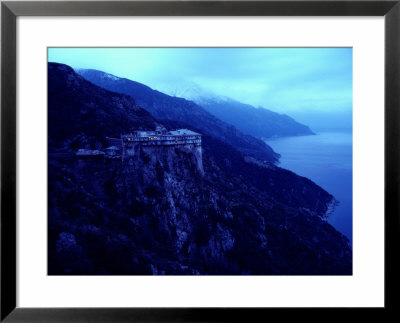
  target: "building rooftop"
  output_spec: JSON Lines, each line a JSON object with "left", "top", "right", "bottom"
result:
{"left": 122, "top": 128, "right": 201, "bottom": 138}
{"left": 169, "top": 129, "right": 200, "bottom": 136}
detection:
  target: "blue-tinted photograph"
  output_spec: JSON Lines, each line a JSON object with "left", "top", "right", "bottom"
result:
{"left": 48, "top": 48, "right": 352, "bottom": 275}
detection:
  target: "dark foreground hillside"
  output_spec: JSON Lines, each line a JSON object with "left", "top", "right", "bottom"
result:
{"left": 48, "top": 63, "right": 352, "bottom": 275}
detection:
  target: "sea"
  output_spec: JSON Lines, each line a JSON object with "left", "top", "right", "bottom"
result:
{"left": 265, "top": 132, "right": 352, "bottom": 245}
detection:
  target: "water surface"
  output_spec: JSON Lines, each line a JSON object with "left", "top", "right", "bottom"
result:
{"left": 266, "top": 132, "right": 352, "bottom": 244}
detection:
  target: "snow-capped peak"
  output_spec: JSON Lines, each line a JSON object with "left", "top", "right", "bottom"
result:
{"left": 103, "top": 73, "right": 120, "bottom": 81}
{"left": 161, "top": 81, "right": 231, "bottom": 105}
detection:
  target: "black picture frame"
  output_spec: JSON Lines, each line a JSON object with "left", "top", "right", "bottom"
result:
{"left": 1, "top": 0, "right": 399, "bottom": 321}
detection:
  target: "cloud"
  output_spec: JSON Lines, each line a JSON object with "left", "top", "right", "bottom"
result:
{"left": 48, "top": 47, "right": 352, "bottom": 116}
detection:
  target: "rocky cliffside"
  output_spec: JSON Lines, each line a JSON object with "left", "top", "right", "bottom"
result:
{"left": 49, "top": 137, "right": 351, "bottom": 275}
{"left": 48, "top": 63, "right": 352, "bottom": 275}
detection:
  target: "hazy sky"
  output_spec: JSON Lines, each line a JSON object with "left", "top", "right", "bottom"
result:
{"left": 48, "top": 48, "right": 352, "bottom": 131}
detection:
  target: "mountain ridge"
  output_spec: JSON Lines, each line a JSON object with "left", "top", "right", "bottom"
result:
{"left": 75, "top": 68, "right": 280, "bottom": 163}
{"left": 159, "top": 81, "right": 315, "bottom": 139}
{"left": 191, "top": 94, "right": 315, "bottom": 139}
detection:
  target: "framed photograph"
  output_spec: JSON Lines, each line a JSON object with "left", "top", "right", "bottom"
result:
{"left": 1, "top": 0, "right": 399, "bottom": 321}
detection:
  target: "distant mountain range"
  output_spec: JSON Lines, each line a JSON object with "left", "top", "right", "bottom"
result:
{"left": 166, "top": 82, "right": 315, "bottom": 139}
{"left": 48, "top": 63, "right": 351, "bottom": 275}
{"left": 195, "top": 96, "right": 315, "bottom": 139}
{"left": 76, "top": 69, "right": 279, "bottom": 163}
